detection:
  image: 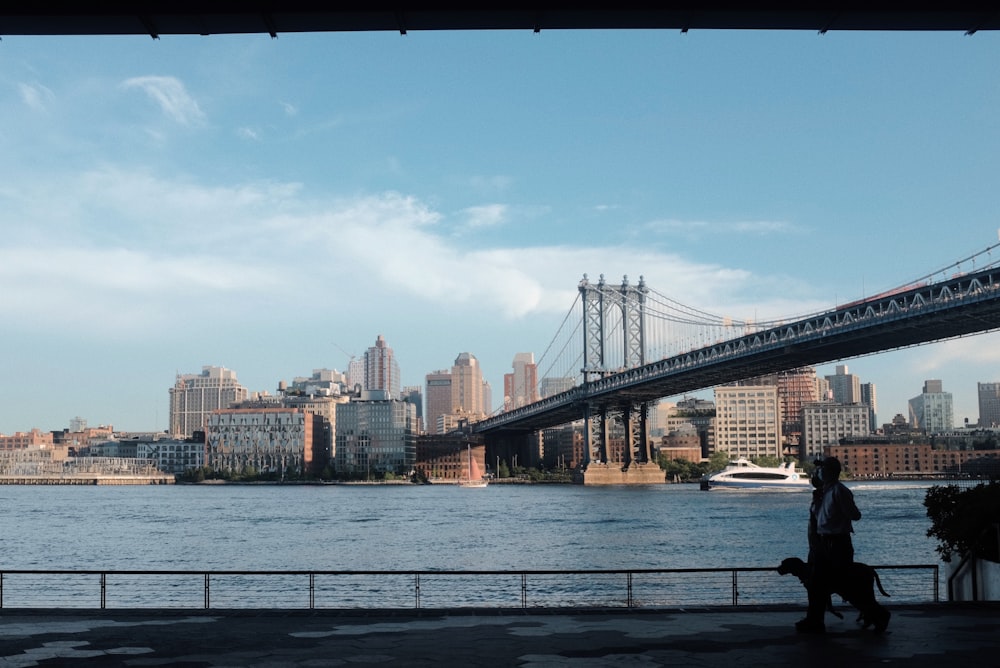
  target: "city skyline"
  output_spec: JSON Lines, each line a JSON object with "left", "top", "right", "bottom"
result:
{"left": 2, "top": 30, "right": 1000, "bottom": 433}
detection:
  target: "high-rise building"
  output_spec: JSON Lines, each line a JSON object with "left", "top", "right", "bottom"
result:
{"left": 860, "top": 382, "right": 878, "bottom": 432}
{"left": 482, "top": 379, "right": 493, "bottom": 416}
{"left": 451, "top": 352, "right": 485, "bottom": 417}
{"left": 503, "top": 352, "right": 539, "bottom": 410}
{"left": 346, "top": 359, "right": 364, "bottom": 392}
{"left": 169, "top": 366, "right": 249, "bottom": 438}
{"left": 801, "top": 402, "right": 871, "bottom": 460}
{"left": 425, "top": 370, "right": 452, "bottom": 434}
{"left": 908, "top": 379, "right": 954, "bottom": 433}
{"left": 745, "top": 368, "right": 818, "bottom": 452}
{"left": 713, "top": 385, "right": 782, "bottom": 460}
{"left": 401, "top": 386, "right": 424, "bottom": 434}
{"left": 363, "top": 335, "right": 400, "bottom": 398}
{"left": 540, "top": 376, "right": 576, "bottom": 398}
{"left": 979, "top": 382, "right": 1000, "bottom": 428}
{"left": 825, "top": 365, "right": 862, "bottom": 404}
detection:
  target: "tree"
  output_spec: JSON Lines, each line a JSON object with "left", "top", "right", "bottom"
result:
{"left": 924, "top": 482, "right": 1000, "bottom": 563}
{"left": 708, "top": 451, "right": 731, "bottom": 471}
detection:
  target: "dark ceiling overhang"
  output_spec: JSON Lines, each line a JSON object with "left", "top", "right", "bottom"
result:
{"left": 0, "top": 5, "right": 997, "bottom": 38}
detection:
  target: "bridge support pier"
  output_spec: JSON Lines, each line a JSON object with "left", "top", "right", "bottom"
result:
{"left": 573, "top": 461, "right": 664, "bottom": 485}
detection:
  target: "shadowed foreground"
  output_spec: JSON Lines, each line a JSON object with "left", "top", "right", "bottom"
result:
{"left": 1, "top": 604, "right": 998, "bottom": 667}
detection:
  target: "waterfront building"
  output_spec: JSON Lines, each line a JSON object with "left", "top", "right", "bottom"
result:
{"left": 908, "top": 379, "right": 954, "bottom": 434}
{"left": 364, "top": 335, "right": 401, "bottom": 398}
{"left": 801, "top": 402, "right": 871, "bottom": 460}
{"left": 135, "top": 437, "right": 205, "bottom": 474}
{"left": 713, "top": 385, "right": 782, "bottom": 460}
{"left": 205, "top": 407, "right": 326, "bottom": 478}
{"left": 541, "top": 422, "right": 584, "bottom": 470}
{"left": 52, "top": 424, "right": 115, "bottom": 454}
{"left": 825, "top": 365, "right": 862, "bottom": 404}
{"left": 0, "top": 428, "right": 55, "bottom": 451}
{"left": 826, "top": 439, "right": 1000, "bottom": 478}
{"left": 503, "top": 352, "right": 539, "bottom": 411}
{"left": 414, "top": 432, "right": 486, "bottom": 482}
{"left": 978, "top": 382, "right": 1000, "bottom": 428}
{"left": 659, "top": 423, "right": 703, "bottom": 463}
{"left": 335, "top": 390, "right": 417, "bottom": 477}
{"left": 169, "top": 366, "right": 249, "bottom": 438}
{"left": 661, "top": 398, "right": 716, "bottom": 459}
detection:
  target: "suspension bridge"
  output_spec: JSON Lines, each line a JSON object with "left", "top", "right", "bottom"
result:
{"left": 474, "top": 241, "right": 1000, "bottom": 483}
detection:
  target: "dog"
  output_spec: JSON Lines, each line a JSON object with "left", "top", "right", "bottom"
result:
{"left": 777, "top": 556, "right": 891, "bottom": 632}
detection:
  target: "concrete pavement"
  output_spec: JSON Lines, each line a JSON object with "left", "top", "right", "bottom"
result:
{"left": 1, "top": 603, "right": 999, "bottom": 667}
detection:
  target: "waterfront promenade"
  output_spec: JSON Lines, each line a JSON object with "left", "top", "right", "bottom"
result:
{"left": 1, "top": 603, "right": 998, "bottom": 667}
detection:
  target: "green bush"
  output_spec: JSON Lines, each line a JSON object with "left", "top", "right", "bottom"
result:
{"left": 924, "top": 482, "right": 1000, "bottom": 563}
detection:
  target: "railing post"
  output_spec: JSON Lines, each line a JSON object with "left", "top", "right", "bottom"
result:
{"left": 1, "top": 572, "right": 4, "bottom": 609}
{"left": 732, "top": 570, "right": 738, "bottom": 606}
{"left": 101, "top": 572, "right": 106, "bottom": 609}
{"left": 414, "top": 573, "right": 420, "bottom": 609}
{"left": 309, "top": 573, "right": 315, "bottom": 609}
{"left": 204, "top": 573, "right": 210, "bottom": 609}
{"left": 627, "top": 572, "right": 633, "bottom": 608}
{"left": 521, "top": 573, "right": 527, "bottom": 608}
{"left": 933, "top": 565, "right": 939, "bottom": 603}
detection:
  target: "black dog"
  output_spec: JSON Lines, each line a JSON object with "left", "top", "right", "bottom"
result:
{"left": 778, "top": 556, "right": 891, "bottom": 632}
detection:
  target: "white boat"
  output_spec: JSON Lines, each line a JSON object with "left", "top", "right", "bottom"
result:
{"left": 459, "top": 445, "right": 488, "bottom": 488}
{"left": 700, "top": 458, "right": 811, "bottom": 490}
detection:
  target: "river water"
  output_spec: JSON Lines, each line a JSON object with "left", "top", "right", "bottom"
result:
{"left": 0, "top": 480, "right": 946, "bottom": 572}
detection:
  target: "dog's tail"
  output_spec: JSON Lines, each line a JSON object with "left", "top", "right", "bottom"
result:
{"left": 873, "top": 569, "right": 890, "bottom": 597}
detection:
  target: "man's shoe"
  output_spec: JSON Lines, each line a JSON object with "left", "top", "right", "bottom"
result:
{"left": 795, "top": 618, "right": 826, "bottom": 634}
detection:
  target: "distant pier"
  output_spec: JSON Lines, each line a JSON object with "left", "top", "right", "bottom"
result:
{"left": 0, "top": 475, "right": 174, "bottom": 485}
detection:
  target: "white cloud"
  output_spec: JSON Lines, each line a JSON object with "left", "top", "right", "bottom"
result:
{"left": 466, "top": 174, "right": 513, "bottom": 193}
{"left": 18, "top": 82, "right": 54, "bottom": 112}
{"left": 121, "top": 76, "right": 205, "bottom": 126}
{"left": 280, "top": 101, "right": 298, "bottom": 116}
{"left": 0, "top": 168, "right": 829, "bottom": 344}
{"left": 643, "top": 218, "right": 802, "bottom": 238}
{"left": 237, "top": 126, "right": 259, "bottom": 140}
{"left": 461, "top": 204, "right": 507, "bottom": 230}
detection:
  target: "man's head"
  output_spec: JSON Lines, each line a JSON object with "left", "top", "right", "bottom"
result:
{"left": 815, "top": 456, "right": 842, "bottom": 483}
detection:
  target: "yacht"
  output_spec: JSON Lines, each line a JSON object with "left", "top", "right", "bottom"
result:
{"left": 700, "top": 458, "right": 811, "bottom": 490}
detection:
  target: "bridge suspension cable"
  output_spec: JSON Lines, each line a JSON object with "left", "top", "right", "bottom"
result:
{"left": 527, "top": 238, "right": 1000, "bottom": 405}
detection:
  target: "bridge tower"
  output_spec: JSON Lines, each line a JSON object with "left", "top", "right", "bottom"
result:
{"left": 577, "top": 275, "right": 661, "bottom": 484}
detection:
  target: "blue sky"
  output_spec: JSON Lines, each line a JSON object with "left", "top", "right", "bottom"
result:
{"left": 1, "top": 28, "right": 999, "bottom": 435}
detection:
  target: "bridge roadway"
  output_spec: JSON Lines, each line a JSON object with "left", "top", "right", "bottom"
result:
{"left": 476, "top": 264, "right": 1000, "bottom": 436}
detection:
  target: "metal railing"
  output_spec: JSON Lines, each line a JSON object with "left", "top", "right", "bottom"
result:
{"left": 0, "top": 565, "right": 938, "bottom": 610}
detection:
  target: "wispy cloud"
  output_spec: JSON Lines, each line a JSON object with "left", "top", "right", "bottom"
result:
{"left": 121, "top": 75, "right": 205, "bottom": 126}
{"left": 465, "top": 174, "right": 513, "bottom": 193}
{"left": 460, "top": 204, "right": 507, "bottom": 230}
{"left": 642, "top": 218, "right": 803, "bottom": 239}
{"left": 18, "top": 82, "right": 54, "bottom": 113}
{"left": 280, "top": 101, "right": 298, "bottom": 116}
{"left": 0, "top": 168, "right": 823, "bottom": 339}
